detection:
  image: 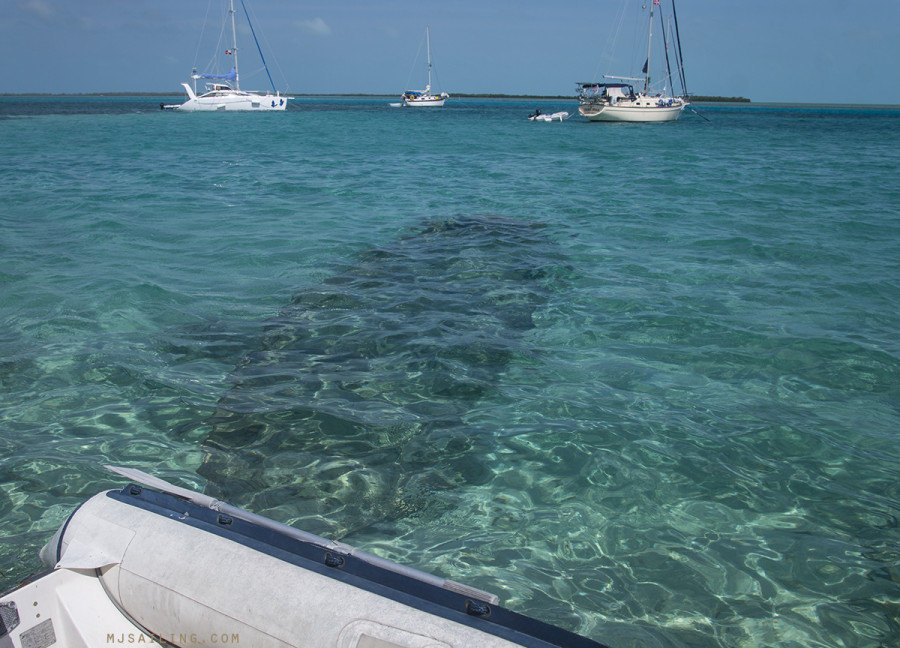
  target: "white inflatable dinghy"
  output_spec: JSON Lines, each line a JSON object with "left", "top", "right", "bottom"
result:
{"left": 527, "top": 111, "right": 570, "bottom": 122}
{"left": 0, "top": 467, "right": 611, "bottom": 648}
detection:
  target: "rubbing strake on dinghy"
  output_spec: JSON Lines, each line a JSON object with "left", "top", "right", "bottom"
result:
{"left": 0, "top": 467, "right": 612, "bottom": 648}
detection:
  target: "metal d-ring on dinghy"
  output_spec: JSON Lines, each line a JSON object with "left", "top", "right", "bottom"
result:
{"left": 0, "top": 466, "right": 612, "bottom": 648}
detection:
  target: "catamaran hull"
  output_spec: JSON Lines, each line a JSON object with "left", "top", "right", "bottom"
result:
{"left": 0, "top": 473, "right": 611, "bottom": 648}
{"left": 578, "top": 103, "right": 684, "bottom": 122}
{"left": 164, "top": 0, "right": 289, "bottom": 114}
{"left": 169, "top": 95, "right": 289, "bottom": 112}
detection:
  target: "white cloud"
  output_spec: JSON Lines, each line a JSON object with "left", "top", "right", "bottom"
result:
{"left": 296, "top": 18, "right": 331, "bottom": 36}
{"left": 20, "top": 0, "right": 54, "bottom": 19}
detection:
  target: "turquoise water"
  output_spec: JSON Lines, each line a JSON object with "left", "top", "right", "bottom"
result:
{"left": 1, "top": 96, "right": 899, "bottom": 647}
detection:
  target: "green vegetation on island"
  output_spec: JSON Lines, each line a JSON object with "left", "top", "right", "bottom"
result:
{"left": 690, "top": 95, "right": 751, "bottom": 103}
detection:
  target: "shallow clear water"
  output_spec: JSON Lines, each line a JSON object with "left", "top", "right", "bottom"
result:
{"left": 1, "top": 96, "right": 899, "bottom": 647}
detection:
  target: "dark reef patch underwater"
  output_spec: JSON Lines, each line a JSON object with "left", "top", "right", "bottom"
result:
{"left": 198, "top": 215, "right": 566, "bottom": 538}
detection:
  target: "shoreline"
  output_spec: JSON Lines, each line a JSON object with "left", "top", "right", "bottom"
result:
{"left": 4, "top": 93, "right": 899, "bottom": 108}
{"left": 0, "top": 91, "right": 753, "bottom": 103}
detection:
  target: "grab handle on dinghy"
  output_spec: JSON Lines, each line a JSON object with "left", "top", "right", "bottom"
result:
{"left": 104, "top": 465, "right": 500, "bottom": 605}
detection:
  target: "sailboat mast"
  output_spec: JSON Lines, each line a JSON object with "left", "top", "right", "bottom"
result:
{"left": 644, "top": 0, "right": 655, "bottom": 93}
{"left": 425, "top": 27, "right": 432, "bottom": 92}
{"left": 229, "top": 0, "right": 240, "bottom": 89}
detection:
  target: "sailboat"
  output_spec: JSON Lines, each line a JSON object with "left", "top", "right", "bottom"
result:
{"left": 577, "top": 0, "right": 688, "bottom": 122}
{"left": 162, "top": 0, "right": 291, "bottom": 112}
{"left": 399, "top": 27, "right": 450, "bottom": 107}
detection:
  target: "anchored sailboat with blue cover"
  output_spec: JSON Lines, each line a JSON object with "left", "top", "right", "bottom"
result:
{"left": 577, "top": 0, "right": 688, "bottom": 122}
{"left": 399, "top": 27, "right": 450, "bottom": 107}
{"left": 163, "top": 0, "right": 290, "bottom": 112}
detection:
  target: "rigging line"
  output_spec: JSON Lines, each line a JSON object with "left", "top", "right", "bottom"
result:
{"left": 204, "top": 2, "right": 231, "bottom": 77}
{"left": 403, "top": 31, "right": 427, "bottom": 91}
{"left": 193, "top": 0, "right": 215, "bottom": 73}
{"left": 199, "top": 0, "right": 230, "bottom": 77}
{"left": 668, "top": 24, "right": 686, "bottom": 97}
{"left": 432, "top": 67, "right": 443, "bottom": 94}
{"left": 427, "top": 31, "right": 443, "bottom": 92}
{"left": 239, "top": 0, "right": 277, "bottom": 93}
{"left": 689, "top": 105, "right": 710, "bottom": 121}
{"left": 671, "top": 0, "right": 688, "bottom": 96}
{"left": 659, "top": 12, "right": 676, "bottom": 96}
{"left": 590, "top": 0, "right": 628, "bottom": 84}
{"left": 659, "top": 11, "right": 670, "bottom": 94}
{"left": 251, "top": 13, "right": 291, "bottom": 92}
{"left": 628, "top": 2, "right": 643, "bottom": 80}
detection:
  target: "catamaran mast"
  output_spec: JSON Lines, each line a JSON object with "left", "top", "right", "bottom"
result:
{"left": 229, "top": 0, "right": 240, "bottom": 90}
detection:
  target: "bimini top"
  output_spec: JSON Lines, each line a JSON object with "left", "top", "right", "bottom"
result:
{"left": 577, "top": 82, "right": 635, "bottom": 91}
{"left": 577, "top": 82, "right": 637, "bottom": 100}
{"left": 193, "top": 66, "right": 238, "bottom": 82}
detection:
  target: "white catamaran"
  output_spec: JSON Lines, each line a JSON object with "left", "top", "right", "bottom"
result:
{"left": 578, "top": 0, "right": 688, "bottom": 122}
{"left": 399, "top": 27, "right": 450, "bottom": 107}
{"left": 163, "top": 0, "right": 290, "bottom": 112}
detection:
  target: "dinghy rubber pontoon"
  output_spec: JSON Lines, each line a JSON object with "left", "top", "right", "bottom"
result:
{"left": 527, "top": 111, "right": 570, "bottom": 122}
{"left": 0, "top": 467, "right": 612, "bottom": 648}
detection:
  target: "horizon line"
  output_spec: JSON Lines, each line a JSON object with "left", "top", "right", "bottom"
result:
{"left": 0, "top": 91, "right": 753, "bottom": 102}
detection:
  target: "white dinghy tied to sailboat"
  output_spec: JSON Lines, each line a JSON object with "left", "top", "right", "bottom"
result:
{"left": 162, "top": 0, "right": 291, "bottom": 112}
{"left": 398, "top": 27, "right": 450, "bottom": 107}
{"left": 577, "top": 0, "right": 689, "bottom": 122}
{"left": 0, "top": 466, "right": 614, "bottom": 648}
{"left": 527, "top": 109, "right": 570, "bottom": 122}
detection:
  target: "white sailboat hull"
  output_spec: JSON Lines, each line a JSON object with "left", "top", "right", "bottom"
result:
{"left": 403, "top": 97, "right": 446, "bottom": 107}
{"left": 578, "top": 101, "right": 684, "bottom": 122}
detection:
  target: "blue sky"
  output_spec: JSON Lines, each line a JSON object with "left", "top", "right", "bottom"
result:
{"left": 2, "top": 0, "right": 898, "bottom": 104}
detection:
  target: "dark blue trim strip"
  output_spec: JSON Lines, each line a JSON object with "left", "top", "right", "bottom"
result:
{"left": 106, "top": 485, "right": 610, "bottom": 648}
